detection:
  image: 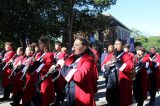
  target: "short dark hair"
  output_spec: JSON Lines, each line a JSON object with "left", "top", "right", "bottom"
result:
{"left": 124, "top": 44, "right": 130, "bottom": 49}
{"left": 75, "top": 36, "right": 89, "bottom": 48}
{"left": 17, "top": 47, "right": 23, "bottom": 51}
{"left": 31, "top": 43, "right": 37, "bottom": 48}
{"left": 115, "top": 39, "right": 124, "bottom": 46}
{"left": 150, "top": 46, "right": 156, "bottom": 50}
{"left": 108, "top": 44, "right": 114, "bottom": 47}
{"left": 26, "top": 45, "right": 34, "bottom": 51}
{"left": 55, "top": 41, "right": 62, "bottom": 47}
{"left": 136, "top": 46, "right": 146, "bottom": 52}
{"left": 5, "top": 42, "right": 13, "bottom": 48}
{"left": 39, "top": 37, "right": 50, "bottom": 51}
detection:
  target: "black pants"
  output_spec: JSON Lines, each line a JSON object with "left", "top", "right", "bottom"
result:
{"left": 24, "top": 101, "right": 31, "bottom": 106}
{"left": 65, "top": 100, "right": 76, "bottom": 106}
{"left": 12, "top": 92, "right": 22, "bottom": 105}
{"left": 148, "top": 72, "right": 157, "bottom": 102}
{"left": 106, "top": 71, "right": 119, "bottom": 106}
{"left": 3, "top": 84, "right": 12, "bottom": 99}
{"left": 55, "top": 91, "right": 66, "bottom": 106}
{"left": 133, "top": 72, "right": 144, "bottom": 106}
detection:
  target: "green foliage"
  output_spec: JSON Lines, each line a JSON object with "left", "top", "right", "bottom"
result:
{"left": 0, "top": 0, "right": 117, "bottom": 49}
{"left": 132, "top": 28, "right": 160, "bottom": 52}
{"left": 134, "top": 36, "right": 160, "bottom": 52}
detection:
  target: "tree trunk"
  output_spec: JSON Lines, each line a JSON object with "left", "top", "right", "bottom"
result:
{"left": 67, "top": 0, "right": 74, "bottom": 51}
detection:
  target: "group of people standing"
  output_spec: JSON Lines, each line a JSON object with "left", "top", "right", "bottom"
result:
{"left": 1, "top": 36, "right": 160, "bottom": 106}
{"left": 0, "top": 36, "right": 99, "bottom": 106}
{"left": 101, "top": 39, "right": 160, "bottom": 106}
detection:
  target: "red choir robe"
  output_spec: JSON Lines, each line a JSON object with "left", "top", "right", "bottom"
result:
{"left": 145, "top": 53, "right": 158, "bottom": 89}
{"left": 127, "top": 52, "right": 135, "bottom": 103}
{"left": 38, "top": 52, "right": 55, "bottom": 106}
{"left": 53, "top": 50, "right": 61, "bottom": 59}
{"left": 128, "top": 52, "right": 135, "bottom": 59}
{"left": 91, "top": 48, "right": 99, "bottom": 63}
{"left": 92, "top": 62, "right": 99, "bottom": 95}
{"left": 12, "top": 55, "right": 34, "bottom": 104}
{"left": 61, "top": 53, "right": 97, "bottom": 106}
{"left": 92, "top": 53, "right": 99, "bottom": 95}
{"left": 134, "top": 54, "right": 152, "bottom": 101}
{"left": 53, "top": 51, "right": 67, "bottom": 65}
{"left": 101, "top": 52, "right": 114, "bottom": 68}
{"left": 147, "top": 53, "right": 160, "bottom": 90}
{"left": 53, "top": 51, "right": 68, "bottom": 93}
{"left": 22, "top": 55, "right": 37, "bottom": 104}
{"left": 118, "top": 52, "right": 134, "bottom": 106}
{"left": 12, "top": 55, "right": 25, "bottom": 97}
{"left": 58, "top": 51, "right": 68, "bottom": 60}
{"left": 2, "top": 50, "right": 15, "bottom": 88}
{"left": 154, "top": 54, "right": 160, "bottom": 89}
{"left": 90, "top": 48, "right": 99, "bottom": 93}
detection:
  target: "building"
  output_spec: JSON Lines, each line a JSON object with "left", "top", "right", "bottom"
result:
{"left": 103, "top": 13, "right": 131, "bottom": 46}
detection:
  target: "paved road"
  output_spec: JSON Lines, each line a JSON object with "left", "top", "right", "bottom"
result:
{"left": 1, "top": 75, "right": 160, "bottom": 106}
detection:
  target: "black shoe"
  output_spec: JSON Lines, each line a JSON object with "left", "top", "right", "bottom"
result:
{"left": 145, "top": 101, "right": 154, "bottom": 106}
{"left": 137, "top": 102, "right": 143, "bottom": 106}
{"left": 10, "top": 102, "right": 14, "bottom": 105}
{"left": 10, "top": 102, "right": 19, "bottom": 106}
{"left": 0, "top": 97, "right": 9, "bottom": 102}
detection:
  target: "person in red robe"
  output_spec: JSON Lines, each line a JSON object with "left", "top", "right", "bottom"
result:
{"left": 54, "top": 46, "right": 68, "bottom": 105}
{"left": 145, "top": 46, "right": 160, "bottom": 105}
{"left": 21, "top": 45, "right": 38, "bottom": 106}
{"left": 59, "top": 47, "right": 68, "bottom": 59}
{"left": 153, "top": 50, "right": 160, "bottom": 90}
{"left": 10, "top": 47, "right": 24, "bottom": 106}
{"left": 89, "top": 44, "right": 99, "bottom": 93}
{"left": 57, "top": 37, "right": 97, "bottom": 106}
{"left": 101, "top": 44, "right": 114, "bottom": 85}
{"left": 35, "top": 37, "right": 55, "bottom": 106}
{"left": 90, "top": 45, "right": 99, "bottom": 63}
{"left": 101, "top": 44, "right": 114, "bottom": 70}
{"left": 0, "top": 42, "right": 15, "bottom": 101}
{"left": 124, "top": 44, "right": 135, "bottom": 60}
{"left": 133, "top": 46, "right": 149, "bottom": 106}
{"left": 106, "top": 39, "right": 134, "bottom": 106}
{"left": 53, "top": 41, "right": 62, "bottom": 64}
{"left": 123, "top": 43, "right": 135, "bottom": 103}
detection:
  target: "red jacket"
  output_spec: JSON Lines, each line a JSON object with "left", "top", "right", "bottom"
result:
{"left": 154, "top": 54, "right": 160, "bottom": 89}
{"left": 22, "top": 55, "right": 38, "bottom": 104}
{"left": 118, "top": 52, "right": 134, "bottom": 106}
{"left": 58, "top": 51, "right": 68, "bottom": 60}
{"left": 38, "top": 52, "right": 55, "bottom": 106}
{"left": 128, "top": 52, "right": 135, "bottom": 61}
{"left": 134, "top": 54, "right": 152, "bottom": 101}
{"left": 2, "top": 50, "right": 15, "bottom": 88}
{"left": 101, "top": 52, "right": 114, "bottom": 67}
{"left": 147, "top": 53, "right": 160, "bottom": 90}
{"left": 12, "top": 55, "right": 25, "bottom": 97}
{"left": 91, "top": 48, "right": 99, "bottom": 63}
{"left": 61, "top": 54, "right": 97, "bottom": 106}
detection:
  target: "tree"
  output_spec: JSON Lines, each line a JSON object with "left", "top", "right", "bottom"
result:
{"left": 0, "top": 0, "right": 117, "bottom": 49}
{"left": 63, "top": 0, "right": 117, "bottom": 49}
{"left": 134, "top": 35, "right": 160, "bottom": 52}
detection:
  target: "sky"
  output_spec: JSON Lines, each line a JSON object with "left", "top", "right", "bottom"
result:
{"left": 103, "top": 0, "right": 160, "bottom": 36}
